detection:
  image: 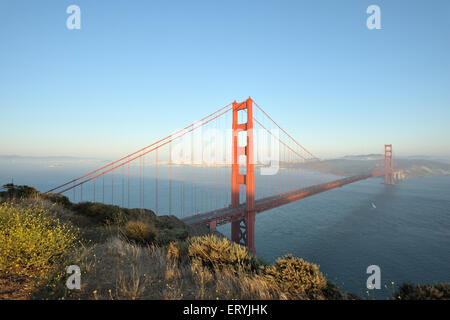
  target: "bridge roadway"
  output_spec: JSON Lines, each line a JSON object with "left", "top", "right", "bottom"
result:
{"left": 182, "top": 172, "right": 385, "bottom": 227}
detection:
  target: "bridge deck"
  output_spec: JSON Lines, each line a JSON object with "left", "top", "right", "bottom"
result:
{"left": 182, "top": 172, "right": 384, "bottom": 227}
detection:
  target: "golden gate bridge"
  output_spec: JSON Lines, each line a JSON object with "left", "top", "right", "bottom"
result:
{"left": 45, "top": 98, "right": 395, "bottom": 253}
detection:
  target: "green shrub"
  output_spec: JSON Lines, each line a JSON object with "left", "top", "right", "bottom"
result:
{"left": 394, "top": 283, "right": 450, "bottom": 300}
{"left": 40, "top": 193, "right": 72, "bottom": 208}
{"left": 157, "top": 228, "right": 189, "bottom": 245}
{"left": 0, "top": 184, "right": 38, "bottom": 199}
{"left": 188, "top": 235, "right": 258, "bottom": 272}
{"left": 262, "top": 254, "right": 327, "bottom": 299}
{"left": 0, "top": 202, "right": 78, "bottom": 276}
{"left": 322, "top": 281, "right": 355, "bottom": 300}
{"left": 123, "top": 220, "right": 158, "bottom": 244}
{"left": 72, "top": 202, "right": 128, "bottom": 225}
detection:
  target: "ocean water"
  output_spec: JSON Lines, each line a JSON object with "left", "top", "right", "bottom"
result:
{"left": 1, "top": 158, "right": 449, "bottom": 298}
{"left": 219, "top": 175, "right": 450, "bottom": 298}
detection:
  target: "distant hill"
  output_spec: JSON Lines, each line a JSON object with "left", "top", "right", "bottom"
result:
{"left": 0, "top": 154, "right": 99, "bottom": 161}
{"left": 325, "top": 158, "right": 450, "bottom": 178}
{"left": 340, "top": 154, "right": 384, "bottom": 160}
{"left": 279, "top": 157, "right": 450, "bottom": 179}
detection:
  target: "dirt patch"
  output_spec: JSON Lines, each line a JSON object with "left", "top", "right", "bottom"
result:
{"left": 0, "top": 274, "right": 35, "bottom": 300}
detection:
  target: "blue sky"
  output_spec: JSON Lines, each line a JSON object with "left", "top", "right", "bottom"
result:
{"left": 1, "top": 0, "right": 449, "bottom": 159}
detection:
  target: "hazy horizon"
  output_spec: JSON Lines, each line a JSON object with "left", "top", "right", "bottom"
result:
{"left": 2, "top": 152, "right": 450, "bottom": 162}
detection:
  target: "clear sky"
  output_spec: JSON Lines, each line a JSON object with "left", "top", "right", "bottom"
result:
{"left": 1, "top": 0, "right": 449, "bottom": 159}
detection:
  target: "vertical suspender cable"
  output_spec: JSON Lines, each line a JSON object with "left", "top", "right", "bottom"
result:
{"left": 155, "top": 149, "right": 158, "bottom": 214}
{"left": 139, "top": 156, "right": 142, "bottom": 209}
{"left": 279, "top": 142, "right": 282, "bottom": 194}
{"left": 143, "top": 154, "right": 145, "bottom": 210}
{"left": 192, "top": 142, "right": 197, "bottom": 214}
{"left": 111, "top": 170, "right": 114, "bottom": 205}
{"left": 181, "top": 156, "right": 184, "bottom": 218}
{"left": 169, "top": 143, "right": 172, "bottom": 215}
{"left": 122, "top": 165, "right": 124, "bottom": 207}
{"left": 215, "top": 119, "right": 218, "bottom": 209}
{"left": 192, "top": 136, "right": 195, "bottom": 214}
{"left": 284, "top": 142, "right": 286, "bottom": 192}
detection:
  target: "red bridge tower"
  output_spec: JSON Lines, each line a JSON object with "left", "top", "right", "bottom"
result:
{"left": 231, "top": 97, "right": 256, "bottom": 253}
{"left": 384, "top": 144, "right": 394, "bottom": 185}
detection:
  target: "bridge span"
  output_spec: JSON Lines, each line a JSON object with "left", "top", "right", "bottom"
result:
{"left": 182, "top": 171, "right": 385, "bottom": 228}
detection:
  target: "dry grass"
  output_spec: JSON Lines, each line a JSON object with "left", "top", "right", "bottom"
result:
{"left": 122, "top": 220, "right": 158, "bottom": 245}
{"left": 33, "top": 234, "right": 343, "bottom": 300}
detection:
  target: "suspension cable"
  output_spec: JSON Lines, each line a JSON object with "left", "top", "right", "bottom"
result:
{"left": 54, "top": 106, "right": 233, "bottom": 195}
{"left": 45, "top": 103, "right": 233, "bottom": 194}
{"left": 253, "top": 100, "right": 345, "bottom": 176}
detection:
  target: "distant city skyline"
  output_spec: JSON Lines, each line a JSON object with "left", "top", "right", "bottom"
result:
{"left": 1, "top": 0, "right": 449, "bottom": 159}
